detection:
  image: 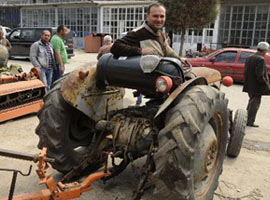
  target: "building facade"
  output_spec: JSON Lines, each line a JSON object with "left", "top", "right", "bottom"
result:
{"left": 0, "top": 7, "right": 20, "bottom": 28}
{"left": 173, "top": 0, "right": 270, "bottom": 55}
{"left": 1, "top": 0, "right": 268, "bottom": 51}
{"left": 219, "top": 0, "right": 270, "bottom": 48}
{"left": 0, "top": 0, "right": 153, "bottom": 48}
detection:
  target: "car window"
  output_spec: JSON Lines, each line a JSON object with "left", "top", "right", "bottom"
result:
{"left": 6, "top": 28, "right": 12, "bottom": 35}
{"left": 35, "top": 29, "right": 54, "bottom": 41}
{"left": 6, "top": 29, "right": 11, "bottom": 36}
{"left": 205, "top": 49, "right": 221, "bottom": 58}
{"left": 10, "top": 30, "right": 21, "bottom": 40}
{"left": 34, "top": 29, "right": 46, "bottom": 41}
{"left": 238, "top": 51, "right": 254, "bottom": 63}
{"left": 21, "top": 29, "right": 35, "bottom": 41}
{"left": 215, "top": 51, "right": 237, "bottom": 63}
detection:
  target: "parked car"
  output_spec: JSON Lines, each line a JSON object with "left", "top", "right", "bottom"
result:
{"left": 186, "top": 48, "right": 270, "bottom": 82}
{"left": 0, "top": 26, "right": 12, "bottom": 38}
{"left": 7, "top": 27, "right": 74, "bottom": 58}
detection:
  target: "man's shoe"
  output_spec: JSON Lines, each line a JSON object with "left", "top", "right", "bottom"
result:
{"left": 247, "top": 123, "right": 259, "bottom": 127}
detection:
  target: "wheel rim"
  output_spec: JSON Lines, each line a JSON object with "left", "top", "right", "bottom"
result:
{"left": 70, "top": 112, "right": 93, "bottom": 147}
{"left": 193, "top": 121, "right": 220, "bottom": 197}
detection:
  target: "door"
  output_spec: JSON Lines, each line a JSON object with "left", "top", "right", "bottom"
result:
{"left": 20, "top": 29, "right": 37, "bottom": 57}
{"left": 234, "top": 51, "right": 254, "bottom": 81}
{"left": 207, "top": 50, "right": 238, "bottom": 79}
{"left": 8, "top": 29, "right": 22, "bottom": 57}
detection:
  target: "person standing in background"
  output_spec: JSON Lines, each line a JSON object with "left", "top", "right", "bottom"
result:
{"left": 97, "top": 35, "right": 113, "bottom": 60}
{"left": 0, "top": 29, "right": 12, "bottom": 51}
{"left": 51, "top": 25, "right": 68, "bottom": 83}
{"left": 243, "top": 41, "right": 270, "bottom": 127}
{"left": 30, "top": 30, "right": 55, "bottom": 93}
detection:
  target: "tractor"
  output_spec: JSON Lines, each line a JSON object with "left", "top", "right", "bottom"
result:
{"left": 0, "top": 53, "right": 246, "bottom": 200}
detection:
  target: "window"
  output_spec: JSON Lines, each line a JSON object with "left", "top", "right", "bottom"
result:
{"left": 6, "top": 28, "right": 11, "bottom": 36}
{"left": 102, "top": 6, "right": 147, "bottom": 40}
{"left": 10, "top": 30, "right": 21, "bottom": 40}
{"left": 35, "top": 29, "right": 46, "bottom": 41}
{"left": 21, "top": 7, "right": 56, "bottom": 27}
{"left": 238, "top": 51, "right": 254, "bottom": 63}
{"left": 21, "top": 29, "right": 35, "bottom": 41}
{"left": 215, "top": 51, "right": 237, "bottom": 63}
{"left": 219, "top": 4, "right": 270, "bottom": 47}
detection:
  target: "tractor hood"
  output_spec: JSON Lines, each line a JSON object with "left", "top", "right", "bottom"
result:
{"left": 61, "top": 62, "right": 124, "bottom": 121}
{"left": 186, "top": 67, "right": 221, "bottom": 85}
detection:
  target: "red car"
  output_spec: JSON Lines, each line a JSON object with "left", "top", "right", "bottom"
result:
{"left": 186, "top": 48, "right": 270, "bottom": 82}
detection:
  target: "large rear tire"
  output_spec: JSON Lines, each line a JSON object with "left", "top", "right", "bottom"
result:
{"left": 153, "top": 85, "right": 229, "bottom": 200}
{"left": 35, "top": 81, "right": 95, "bottom": 173}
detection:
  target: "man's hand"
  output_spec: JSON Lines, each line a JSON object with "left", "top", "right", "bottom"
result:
{"left": 180, "top": 57, "right": 187, "bottom": 63}
{"left": 55, "top": 50, "right": 64, "bottom": 74}
{"left": 60, "top": 65, "right": 64, "bottom": 74}
{"left": 141, "top": 48, "right": 158, "bottom": 55}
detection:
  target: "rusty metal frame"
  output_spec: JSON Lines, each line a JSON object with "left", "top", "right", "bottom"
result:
{"left": 0, "top": 99, "right": 44, "bottom": 123}
{"left": 61, "top": 62, "right": 124, "bottom": 121}
{"left": 0, "top": 68, "right": 45, "bottom": 122}
{"left": 0, "top": 148, "right": 110, "bottom": 200}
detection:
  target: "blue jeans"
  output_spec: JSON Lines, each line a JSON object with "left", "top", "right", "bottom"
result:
{"left": 40, "top": 67, "right": 53, "bottom": 93}
{"left": 136, "top": 93, "right": 142, "bottom": 106}
{"left": 52, "top": 64, "right": 63, "bottom": 84}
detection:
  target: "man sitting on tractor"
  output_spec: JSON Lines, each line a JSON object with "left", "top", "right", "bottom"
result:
{"left": 110, "top": 3, "right": 182, "bottom": 60}
{"left": 111, "top": 3, "right": 183, "bottom": 106}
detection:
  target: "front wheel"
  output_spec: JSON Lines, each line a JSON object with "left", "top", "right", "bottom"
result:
{"left": 153, "top": 85, "right": 229, "bottom": 200}
{"left": 227, "top": 109, "right": 247, "bottom": 158}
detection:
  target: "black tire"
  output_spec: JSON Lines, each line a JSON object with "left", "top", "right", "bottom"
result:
{"left": 35, "top": 80, "right": 95, "bottom": 173}
{"left": 153, "top": 85, "right": 229, "bottom": 200}
{"left": 227, "top": 109, "right": 247, "bottom": 158}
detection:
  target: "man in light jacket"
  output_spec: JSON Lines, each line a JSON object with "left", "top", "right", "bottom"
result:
{"left": 30, "top": 30, "right": 55, "bottom": 93}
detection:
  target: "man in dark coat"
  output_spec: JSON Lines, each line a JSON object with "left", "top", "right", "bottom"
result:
{"left": 243, "top": 41, "right": 270, "bottom": 127}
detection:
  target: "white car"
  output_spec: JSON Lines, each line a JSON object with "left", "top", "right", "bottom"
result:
{"left": 0, "top": 26, "right": 12, "bottom": 38}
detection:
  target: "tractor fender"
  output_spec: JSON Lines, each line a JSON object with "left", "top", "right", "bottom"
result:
{"left": 60, "top": 62, "right": 124, "bottom": 121}
{"left": 154, "top": 77, "right": 207, "bottom": 126}
{"left": 154, "top": 67, "right": 221, "bottom": 122}
{"left": 185, "top": 67, "right": 222, "bottom": 86}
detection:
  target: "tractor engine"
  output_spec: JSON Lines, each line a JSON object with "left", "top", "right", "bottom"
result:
{"left": 108, "top": 108, "right": 157, "bottom": 158}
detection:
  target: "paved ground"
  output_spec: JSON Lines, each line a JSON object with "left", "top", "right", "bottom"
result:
{"left": 0, "top": 50, "right": 269, "bottom": 199}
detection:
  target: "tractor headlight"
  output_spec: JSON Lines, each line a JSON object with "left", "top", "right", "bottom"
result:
{"left": 155, "top": 76, "right": 173, "bottom": 93}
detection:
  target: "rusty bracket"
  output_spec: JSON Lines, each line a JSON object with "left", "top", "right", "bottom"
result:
{"left": 132, "top": 128, "right": 159, "bottom": 200}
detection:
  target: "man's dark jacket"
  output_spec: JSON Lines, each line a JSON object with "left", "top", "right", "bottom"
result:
{"left": 243, "top": 52, "right": 270, "bottom": 95}
{"left": 110, "top": 22, "right": 180, "bottom": 59}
